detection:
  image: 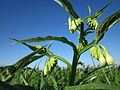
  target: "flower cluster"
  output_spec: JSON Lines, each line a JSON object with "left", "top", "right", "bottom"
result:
{"left": 44, "top": 57, "right": 57, "bottom": 75}
{"left": 90, "top": 44, "right": 114, "bottom": 66}
{"left": 68, "top": 17, "right": 83, "bottom": 33}
{"left": 87, "top": 18, "right": 98, "bottom": 30}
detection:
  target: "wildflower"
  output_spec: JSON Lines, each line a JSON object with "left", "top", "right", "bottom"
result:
{"left": 90, "top": 46, "right": 98, "bottom": 59}
{"left": 100, "top": 44, "right": 114, "bottom": 65}
{"left": 87, "top": 18, "right": 98, "bottom": 30}
{"left": 90, "top": 44, "right": 114, "bottom": 66}
{"left": 68, "top": 17, "right": 82, "bottom": 33}
{"left": 98, "top": 48, "right": 107, "bottom": 66}
{"left": 44, "top": 57, "right": 57, "bottom": 75}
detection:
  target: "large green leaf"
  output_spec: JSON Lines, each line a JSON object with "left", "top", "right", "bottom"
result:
{"left": 55, "top": 0, "right": 79, "bottom": 18}
{"left": 16, "top": 36, "right": 75, "bottom": 48}
{"left": 54, "top": 0, "right": 68, "bottom": 13}
{"left": 12, "top": 38, "right": 72, "bottom": 68}
{"left": 64, "top": 84, "right": 120, "bottom": 90}
{"left": 96, "top": 10, "right": 120, "bottom": 42}
{"left": 15, "top": 36, "right": 77, "bottom": 56}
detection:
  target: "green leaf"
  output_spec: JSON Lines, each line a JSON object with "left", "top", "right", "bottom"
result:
{"left": 64, "top": 84, "right": 120, "bottom": 90}
{"left": 11, "top": 38, "right": 72, "bottom": 68}
{"left": 15, "top": 36, "right": 77, "bottom": 55}
{"left": 93, "top": 1, "right": 112, "bottom": 18}
{"left": 83, "top": 1, "right": 112, "bottom": 21}
{"left": 46, "top": 74, "right": 58, "bottom": 90}
{"left": 39, "top": 73, "right": 45, "bottom": 90}
{"left": 43, "top": 74, "right": 58, "bottom": 90}
{"left": 4, "top": 49, "right": 45, "bottom": 82}
{"left": 96, "top": 10, "right": 120, "bottom": 42}
{"left": 54, "top": 0, "right": 68, "bottom": 13}
{"left": 11, "top": 38, "right": 48, "bottom": 54}
{"left": 55, "top": 0, "right": 79, "bottom": 18}
{"left": 20, "top": 74, "right": 29, "bottom": 86}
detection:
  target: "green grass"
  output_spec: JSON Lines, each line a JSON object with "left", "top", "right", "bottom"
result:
{"left": 0, "top": 65, "right": 120, "bottom": 90}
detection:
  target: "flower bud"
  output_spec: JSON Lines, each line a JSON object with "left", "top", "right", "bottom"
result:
{"left": 93, "top": 19, "right": 98, "bottom": 29}
{"left": 90, "top": 44, "right": 114, "bottom": 66}
{"left": 105, "top": 52, "right": 114, "bottom": 65}
{"left": 49, "top": 57, "right": 56, "bottom": 67}
{"left": 44, "top": 57, "right": 57, "bottom": 75}
{"left": 92, "top": 20, "right": 96, "bottom": 27}
{"left": 87, "top": 18, "right": 98, "bottom": 30}
{"left": 90, "top": 46, "right": 98, "bottom": 59}
{"left": 71, "top": 20, "right": 77, "bottom": 30}
{"left": 68, "top": 17, "right": 77, "bottom": 33}
{"left": 44, "top": 60, "right": 49, "bottom": 75}
{"left": 102, "top": 46, "right": 114, "bottom": 65}
{"left": 75, "top": 18, "right": 82, "bottom": 26}
{"left": 87, "top": 18, "right": 92, "bottom": 23}
{"left": 99, "top": 44, "right": 114, "bottom": 65}
{"left": 98, "top": 51, "right": 107, "bottom": 66}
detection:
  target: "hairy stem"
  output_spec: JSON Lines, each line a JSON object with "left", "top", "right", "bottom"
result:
{"left": 69, "top": 50, "right": 79, "bottom": 85}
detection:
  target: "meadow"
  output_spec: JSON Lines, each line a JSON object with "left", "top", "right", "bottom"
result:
{"left": 1, "top": 65, "right": 120, "bottom": 90}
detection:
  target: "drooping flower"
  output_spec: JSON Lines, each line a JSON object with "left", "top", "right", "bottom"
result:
{"left": 44, "top": 57, "right": 57, "bottom": 75}
{"left": 97, "top": 47, "right": 107, "bottom": 66}
{"left": 90, "top": 44, "right": 114, "bottom": 66}
{"left": 68, "top": 17, "right": 82, "bottom": 33}
{"left": 100, "top": 44, "right": 114, "bottom": 65}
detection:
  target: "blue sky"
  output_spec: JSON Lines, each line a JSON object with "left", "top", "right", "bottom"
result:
{"left": 0, "top": 0, "right": 120, "bottom": 69}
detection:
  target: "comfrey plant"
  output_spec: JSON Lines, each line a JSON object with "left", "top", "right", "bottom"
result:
{"left": 7, "top": 0, "right": 120, "bottom": 87}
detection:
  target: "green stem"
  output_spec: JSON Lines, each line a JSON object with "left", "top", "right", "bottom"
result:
{"left": 69, "top": 50, "right": 79, "bottom": 86}
{"left": 78, "top": 23, "right": 84, "bottom": 50}
{"left": 69, "top": 21, "right": 97, "bottom": 86}
{"left": 77, "top": 36, "right": 82, "bottom": 52}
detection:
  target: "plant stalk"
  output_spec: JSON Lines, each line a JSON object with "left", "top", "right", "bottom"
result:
{"left": 69, "top": 51, "right": 79, "bottom": 86}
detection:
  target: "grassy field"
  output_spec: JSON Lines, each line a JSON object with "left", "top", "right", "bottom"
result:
{"left": 1, "top": 64, "right": 120, "bottom": 90}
